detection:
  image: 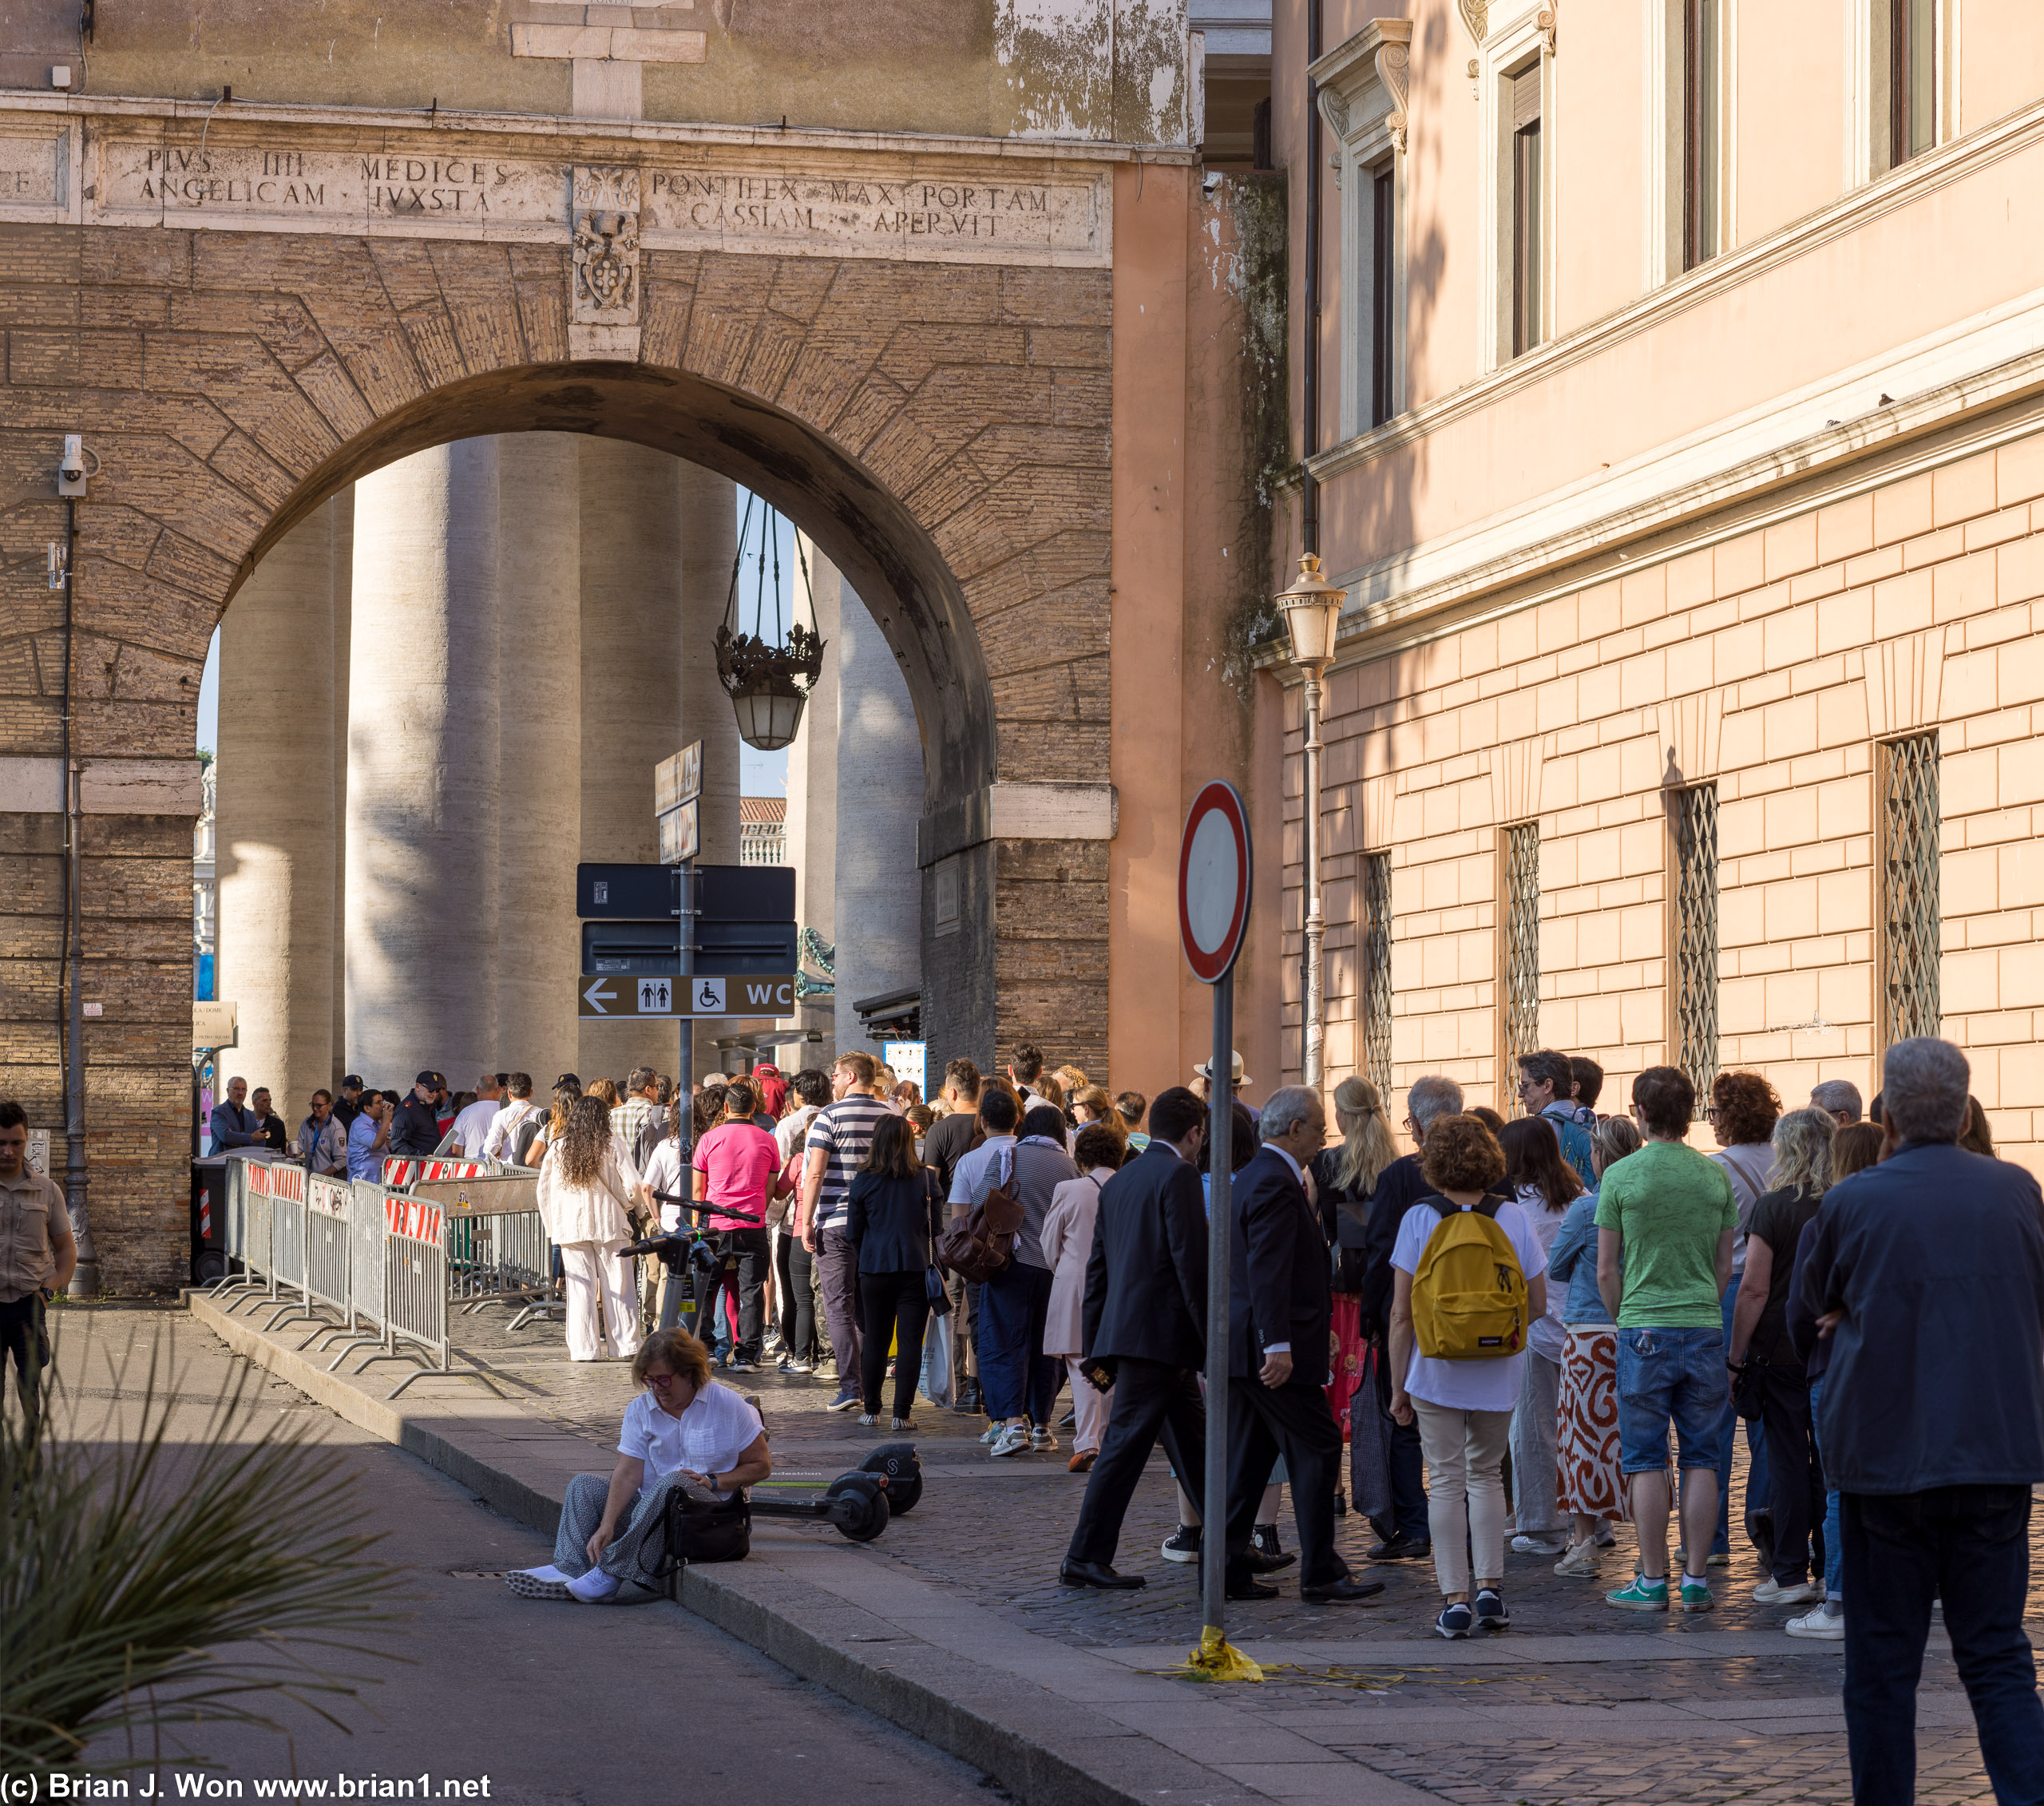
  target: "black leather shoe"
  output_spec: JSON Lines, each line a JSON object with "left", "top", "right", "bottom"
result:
{"left": 1060, "top": 1559, "right": 1146, "bottom": 1590}
{"left": 1224, "top": 1574, "right": 1281, "bottom": 1602}
{"left": 1367, "top": 1536, "right": 1431, "bottom": 1562}
{"left": 1301, "top": 1574, "right": 1387, "bottom": 1604}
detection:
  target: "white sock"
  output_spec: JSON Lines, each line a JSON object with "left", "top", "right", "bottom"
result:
{"left": 568, "top": 1567, "right": 621, "bottom": 1602}
{"left": 520, "top": 1565, "right": 571, "bottom": 1583}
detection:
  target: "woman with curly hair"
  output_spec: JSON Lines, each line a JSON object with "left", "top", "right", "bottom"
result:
{"left": 1547, "top": 1114, "right": 1646, "bottom": 1576}
{"left": 1388, "top": 1115, "right": 1550, "bottom": 1638}
{"left": 1707, "top": 1069, "right": 1781, "bottom": 1564}
{"left": 1498, "top": 1116, "right": 1585, "bottom": 1557}
{"left": 536, "top": 1092, "right": 653, "bottom": 1361}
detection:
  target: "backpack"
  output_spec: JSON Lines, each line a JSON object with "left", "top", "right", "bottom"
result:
{"left": 937, "top": 1147, "right": 1026, "bottom": 1285}
{"left": 1408, "top": 1194, "right": 1527, "bottom": 1360}
{"left": 511, "top": 1111, "right": 547, "bottom": 1166}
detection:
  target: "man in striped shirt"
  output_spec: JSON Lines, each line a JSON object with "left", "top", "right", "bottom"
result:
{"left": 801, "top": 1050, "right": 895, "bottom": 1411}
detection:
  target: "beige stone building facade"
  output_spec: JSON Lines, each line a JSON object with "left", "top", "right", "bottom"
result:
{"left": 1251, "top": 0, "right": 2044, "bottom": 1174}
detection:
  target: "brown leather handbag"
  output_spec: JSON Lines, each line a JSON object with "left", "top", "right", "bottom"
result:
{"left": 937, "top": 1149, "right": 1026, "bottom": 1284}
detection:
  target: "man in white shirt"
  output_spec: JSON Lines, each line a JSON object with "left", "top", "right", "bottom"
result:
{"left": 451, "top": 1073, "right": 503, "bottom": 1157}
{"left": 482, "top": 1073, "right": 542, "bottom": 1160}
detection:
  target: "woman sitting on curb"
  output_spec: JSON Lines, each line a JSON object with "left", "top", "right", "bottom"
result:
{"left": 508, "top": 1326, "right": 772, "bottom": 1603}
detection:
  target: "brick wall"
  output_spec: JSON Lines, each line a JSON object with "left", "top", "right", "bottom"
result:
{"left": 1287, "top": 423, "right": 2044, "bottom": 1173}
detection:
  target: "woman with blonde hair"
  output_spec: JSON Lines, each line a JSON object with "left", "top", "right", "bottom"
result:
{"left": 1546, "top": 1113, "right": 1643, "bottom": 1575}
{"left": 1316, "top": 1077, "right": 1400, "bottom": 1477}
{"left": 1728, "top": 1106, "right": 1835, "bottom": 1608}
{"left": 536, "top": 1093, "right": 653, "bottom": 1362}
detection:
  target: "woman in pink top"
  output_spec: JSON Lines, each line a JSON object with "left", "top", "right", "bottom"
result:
{"left": 690, "top": 1079, "right": 787, "bottom": 1372}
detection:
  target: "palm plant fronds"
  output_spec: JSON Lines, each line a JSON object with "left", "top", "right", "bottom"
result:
{"left": 1, "top": 1327, "right": 407, "bottom": 1772}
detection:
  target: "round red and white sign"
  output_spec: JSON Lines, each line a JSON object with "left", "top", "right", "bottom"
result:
{"left": 1178, "top": 780, "right": 1253, "bottom": 984}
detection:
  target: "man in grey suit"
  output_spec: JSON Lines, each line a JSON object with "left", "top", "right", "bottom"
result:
{"left": 1060, "top": 1087, "right": 1211, "bottom": 1590}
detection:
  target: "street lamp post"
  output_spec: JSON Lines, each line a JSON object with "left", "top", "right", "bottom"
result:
{"left": 1275, "top": 553, "right": 1348, "bottom": 1092}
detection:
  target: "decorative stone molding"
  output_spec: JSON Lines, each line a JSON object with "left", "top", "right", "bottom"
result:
{"left": 569, "top": 164, "right": 642, "bottom": 357}
{"left": 918, "top": 782, "right": 1119, "bottom": 865}
{"left": 1459, "top": 0, "right": 1489, "bottom": 44}
{"left": 1864, "top": 628, "right": 1947, "bottom": 739}
{"left": 1308, "top": 19, "right": 1416, "bottom": 159}
{"left": 1490, "top": 735, "right": 1548, "bottom": 826}
{"left": 0, "top": 755, "right": 204, "bottom": 815}
{"left": 1656, "top": 693, "right": 1724, "bottom": 787}
{"left": 1536, "top": 5, "right": 1558, "bottom": 54}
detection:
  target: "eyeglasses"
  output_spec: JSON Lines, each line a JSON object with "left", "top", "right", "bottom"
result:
{"left": 644, "top": 1370, "right": 687, "bottom": 1390}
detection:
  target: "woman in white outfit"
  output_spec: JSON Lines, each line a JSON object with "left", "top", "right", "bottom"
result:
{"left": 1041, "top": 1123, "right": 1125, "bottom": 1474}
{"left": 537, "top": 1092, "right": 652, "bottom": 1361}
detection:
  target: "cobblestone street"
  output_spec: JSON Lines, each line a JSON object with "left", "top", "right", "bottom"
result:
{"left": 434, "top": 1299, "right": 2029, "bottom": 1804}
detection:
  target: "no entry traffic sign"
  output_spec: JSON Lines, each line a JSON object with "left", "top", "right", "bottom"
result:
{"left": 1178, "top": 780, "right": 1252, "bottom": 984}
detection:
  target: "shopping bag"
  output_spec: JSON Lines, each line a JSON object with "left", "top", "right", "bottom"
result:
{"left": 920, "top": 1311, "right": 955, "bottom": 1408}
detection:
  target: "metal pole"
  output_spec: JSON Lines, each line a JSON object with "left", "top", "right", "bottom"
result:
{"left": 1200, "top": 965, "right": 1236, "bottom": 1638}
{"left": 671, "top": 856, "right": 695, "bottom": 1333}
{"left": 60, "top": 494, "right": 97, "bottom": 1296}
{"left": 1301, "top": 663, "right": 1327, "bottom": 1091}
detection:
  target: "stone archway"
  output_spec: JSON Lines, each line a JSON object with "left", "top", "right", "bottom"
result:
{"left": 0, "top": 105, "right": 1119, "bottom": 1288}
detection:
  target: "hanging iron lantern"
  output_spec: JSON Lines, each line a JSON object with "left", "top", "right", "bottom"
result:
{"left": 715, "top": 494, "right": 828, "bottom": 752}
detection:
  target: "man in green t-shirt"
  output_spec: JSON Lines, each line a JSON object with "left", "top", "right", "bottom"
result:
{"left": 1594, "top": 1065, "right": 1737, "bottom": 1615}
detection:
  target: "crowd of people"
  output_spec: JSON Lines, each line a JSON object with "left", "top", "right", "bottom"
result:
{"left": 205, "top": 1029, "right": 2044, "bottom": 1799}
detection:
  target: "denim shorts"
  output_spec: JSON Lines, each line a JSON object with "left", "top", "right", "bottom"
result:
{"left": 1614, "top": 1325, "right": 1725, "bottom": 1473}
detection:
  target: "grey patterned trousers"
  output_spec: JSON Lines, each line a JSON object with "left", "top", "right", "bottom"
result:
{"left": 553, "top": 1468, "right": 703, "bottom": 1593}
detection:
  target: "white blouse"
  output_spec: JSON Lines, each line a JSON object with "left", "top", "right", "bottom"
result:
{"left": 536, "top": 1134, "right": 641, "bottom": 1247}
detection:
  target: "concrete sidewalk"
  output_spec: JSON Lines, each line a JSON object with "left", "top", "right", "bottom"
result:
{"left": 187, "top": 1290, "right": 2008, "bottom": 1806}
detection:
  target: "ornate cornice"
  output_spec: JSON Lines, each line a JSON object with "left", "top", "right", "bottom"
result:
{"left": 1536, "top": 4, "right": 1558, "bottom": 53}
{"left": 1307, "top": 19, "right": 1416, "bottom": 157}
{"left": 1459, "top": 0, "right": 1488, "bottom": 44}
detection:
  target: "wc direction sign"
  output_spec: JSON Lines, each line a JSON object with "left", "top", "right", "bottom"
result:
{"left": 1178, "top": 780, "right": 1253, "bottom": 984}
{"left": 578, "top": 974, "right": 797, "bottom": 1019}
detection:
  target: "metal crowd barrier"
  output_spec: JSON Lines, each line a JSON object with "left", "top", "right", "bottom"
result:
{"left": 379, "top": 1191, "right": 465, "bottom": 1397}
{"left": 253, "top": 1162, "right": 316, "bottom": 1333}
{"left": 382, "top": 1156, "right": 488, "bottom": 1192}
{"left": 410, "top": 1173, "right": 554, "bottom": 1318}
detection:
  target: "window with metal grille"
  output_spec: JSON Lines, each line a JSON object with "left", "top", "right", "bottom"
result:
{"left": 1672, "top": 784, "right": 1719, "bottom": 1108}
{"left": 1500, "top": 823, "right": 1540, "bottom": 1101}
{"left": 1880, "top": 732, "right": 1940, "bottom": 1043}
{"left": 1361, "top": 851, "right": 1392, "bottom": 1100}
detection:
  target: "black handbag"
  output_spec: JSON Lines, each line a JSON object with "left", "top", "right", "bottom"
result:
{"left": 652, "top": 1484, "right": 751, "bottom": 1581}
{"left": 1729, "top": 1356, "right": 1769, "bottom": 1423}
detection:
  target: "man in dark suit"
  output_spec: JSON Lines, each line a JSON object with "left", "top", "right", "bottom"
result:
{"left": 1060, "top": 1087, "right": 1212, "bottom": 1590}
{"left": 1792, "top": 1037, "right": 2044, "bottom": 1801}
{"left": 1222, "top": 1086, "right": 1383, "bottom": 1604}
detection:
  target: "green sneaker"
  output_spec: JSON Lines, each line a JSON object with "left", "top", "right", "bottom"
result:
{"left": 1606, "top": 1575, "right": 1669, "bottom": 1611}
{"left": 1679, "top": 1576, "right": 1715, "bottom": 1613}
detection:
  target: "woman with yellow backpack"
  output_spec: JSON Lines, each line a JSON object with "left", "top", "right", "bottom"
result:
{"left": 1386, "top": 1114, "right": 1548, "bottom": 1640}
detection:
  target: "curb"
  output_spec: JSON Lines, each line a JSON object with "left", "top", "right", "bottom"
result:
{"left": 184, "top": 1294, "right": 1263, "bottom": 1806}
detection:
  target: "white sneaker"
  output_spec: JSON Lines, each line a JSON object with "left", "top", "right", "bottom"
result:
{"left": 1786, "top": 1602, "right": 1845, "bottom": 1640}
{"left": 1511, "top": 1534, "right": 1568, "bottom": 1555}
{"left": 980, "top": 1423, "right": 1004, "bottom": 1445}
{"left": 1553, "top": 1540, "right": 1600, "bottom": 1577}
{"left": 1592, "top": 1523, "right": 1619, "bottom": 1548}
{"left": 1753, "top": 1578, "right": 1821, "bottom": 1605}
{"left": 1031, "top": 1426, "right": 1059, "bottom": 1453}
{"left": 989, "top": 1424, "right": 1031, "bottom": 1459}
{"left": 568, "top": 1567, "right": 622, "bottom": 1602}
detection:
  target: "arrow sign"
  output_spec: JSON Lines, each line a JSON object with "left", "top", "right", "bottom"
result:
{"left": 577, "top": 975, "right": 796, "bottom": 1019}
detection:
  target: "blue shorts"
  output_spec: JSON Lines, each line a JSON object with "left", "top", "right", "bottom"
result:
{"left": 1614, "top": 1325, "right": 1724, "bottom": 1473}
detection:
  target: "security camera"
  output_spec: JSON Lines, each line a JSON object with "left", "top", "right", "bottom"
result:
{"left": 57, "top": 434, "right": 87, "bottom": 497}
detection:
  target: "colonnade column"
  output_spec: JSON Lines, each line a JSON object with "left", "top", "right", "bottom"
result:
{"left": 345, "top": 440, "right": 501, "bottom": 1087}
{"left": 679, "top": 464, "right": 743, "bottom": 1075}
{"left": 782, "top": 536, "right": 840, "bottom": 1063}
{"left": 215, "top": 495, "right": 346, "bottom": 1120}
{"left": 577, "top": 438, "right": 683, "bottom": 1083}
{"left": 832, "top": 581, "right": 923, "bottom": 1060}
{"left": 495, "top": 434, "right": 583, "bottom": 1090}
{"left": 330, "top": 485, "right": 353, "bottom": 1083}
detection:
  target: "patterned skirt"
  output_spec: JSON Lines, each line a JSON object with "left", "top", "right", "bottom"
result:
{"left": 1558, "top": 1325, "right": 1631, "bottom": 1519}
{"left": 1328, "top": 1293, "right": 1366, "bottom": 1444}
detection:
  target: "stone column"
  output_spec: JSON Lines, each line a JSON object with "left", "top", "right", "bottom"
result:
{"left": 833, "top": 581, "right": 924, "bottom": 1063}
{"left": 497, "top": 434, "right": 584, "bottom": 1091}
{"left": 679, "top": 463, "right": 743, "bottom": 1076}
{"left": 782, "top": 537, "right": 840, "bottom": 1064}
{"left": 330, "top": 485, "right": 353, "bottom": 1083}
{"left": 216, "top": 497, "right": 343, "bottom": 1122}
{"left": 345, "top": 440, "right": 501, "bottom": 1088}
{"left": 577, "top": 438, "right": 683, "bottom": 1083}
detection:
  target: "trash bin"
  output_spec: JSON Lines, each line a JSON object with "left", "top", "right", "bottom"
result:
{"left": 191, "top": 1156, "right": 229, "bottom": 1285}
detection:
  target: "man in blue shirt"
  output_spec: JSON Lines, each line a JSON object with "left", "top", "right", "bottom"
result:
{"left": 347, "top": 1091, "right": 393, "bottom": 1182}
{"left": 1516, "top": 1049, "right": 1595, "bottom": 1188}
{"left": 1794, "top": 1037, "right": 2044, "bottom": 1803}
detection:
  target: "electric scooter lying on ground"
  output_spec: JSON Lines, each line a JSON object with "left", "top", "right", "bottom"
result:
{"left": 622, "top": 1199, "right": 925, "bottom": 1543}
